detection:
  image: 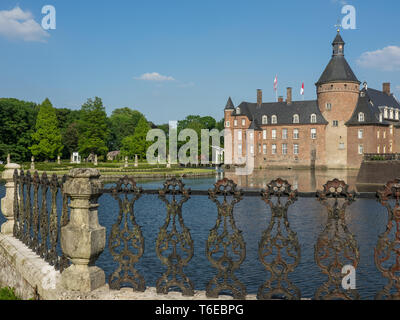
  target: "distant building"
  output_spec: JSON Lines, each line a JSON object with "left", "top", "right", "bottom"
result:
{"left": 224, "top": 31, "right": 400, "bottom": 169}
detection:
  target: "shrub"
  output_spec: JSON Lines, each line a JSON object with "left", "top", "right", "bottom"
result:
{"left": 0, "top": 287, "right": 20, "bottom": 300}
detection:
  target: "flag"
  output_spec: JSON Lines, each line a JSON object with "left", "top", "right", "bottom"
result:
{"left": 300, "top": 82, "right": 304, "bottom": 95}
{"left": 274, "top": 75, "right": 278, "bottom": 91}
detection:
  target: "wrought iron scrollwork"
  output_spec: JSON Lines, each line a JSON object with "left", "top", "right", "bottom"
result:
{"left": 258, "top": 178, "right": 301, "bottom": 300}
{"left": 314, "top": 179, "right": 360, "bottom": 300}
{"left": 375, "top": 179, "right": 400, "bottom": 300}
{"left": 108, "top": 176, "right": 145, "bottom": 291}
{"left": 12, "top": 169, "right": 68, "bottom": 271}
{"left": 206, "top": 178, "right": 246, "bottom": 299}
{"left": 39, "top": 172, "right": 49, "bottom": 260}
{"left": 156, "top": 178, "right": 194, "bottom": 296}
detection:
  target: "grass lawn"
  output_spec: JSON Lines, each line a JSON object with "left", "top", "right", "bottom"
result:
{"left": 15, "top": 161, "right": 216, "bottom": 178}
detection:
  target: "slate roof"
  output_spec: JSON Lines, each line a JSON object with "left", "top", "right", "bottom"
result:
{"left": 225, "top": 97, "right": 235, "bottom": 110}
{"left": 232, "top": 100, "right": 328, "bottom": 126}
{"left": 346, "top": 88, "right": 400, "bottom": 126}
{"left": 316, "top": 32, "right": 360, "bottom": 85}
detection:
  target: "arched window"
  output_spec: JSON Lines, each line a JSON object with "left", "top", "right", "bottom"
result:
{"left": 310, "top": 114, "right": 317, "bottom": 124}
{"left": 236, "top": 107, "right": 241, "bottom": 114}
{"left": 262, "top": 115, "right": 268, "bottom": 125}
{"left": 293, "top": 114, "right": 299, "bottom": 124}
{"left": 271, "top": 115, "right": 277, "bottom": 124}
{"left": 358, "top": 112, "right": 365, "bottom": 122}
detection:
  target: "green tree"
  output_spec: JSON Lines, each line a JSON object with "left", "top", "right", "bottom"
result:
{"left": 0, "top": 98, "right": 38, "bottom": 162}
{"left": 30, "top": 98, "right": 63, "bottom": 161}
{"left": 109, "top": 107, "right": 144, "bottom": 150}
{"left": 121, "top": 116, "right": 151, "bottom": 159}
{"left": 56, "top": 108, "right": 81, "bottom": 159}
{"left": 63, "top": 122, "right": 79, "bottom": 156}
{"left": 78, "top": 97, "right": 110, "bottom": 157}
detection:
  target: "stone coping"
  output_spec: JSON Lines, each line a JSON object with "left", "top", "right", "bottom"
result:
{"left": 0, "top": 234, "right": 257, "bottom": 300}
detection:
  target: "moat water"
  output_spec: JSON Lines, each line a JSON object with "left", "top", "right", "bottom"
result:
{"left": 0, "top": 170, "right": 393, "bottom": 299}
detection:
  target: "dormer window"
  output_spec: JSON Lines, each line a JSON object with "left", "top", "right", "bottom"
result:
{"left": 271, "top": 115, "right": 277, "bottom": 124}
{"left": 310, "top": 114, "right": 317, "bottom": 124}
{"left": 396, "top": 110, "right": 399, "bottom": 120}
{"left": 384, "top": 108, "right": 388, "bottom": 118}
{"left": 236, "top": 107, "right": 241, "bottom": 114}
{"left": 379, "top": 113, "right": 383, "bottom": 123}
{"left": 262, "top": 115, "right": 268, "bottom": 125}
{"left": 293, "top": 114, "right": 299, "bottom": 124}
{"left": 358, "top": 112, "right": 365, "bottom": 122}
{"left": 390, "top": 109, "right": 394, "bottom": 119}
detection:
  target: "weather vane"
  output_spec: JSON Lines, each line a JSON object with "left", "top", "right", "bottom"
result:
{"left": 335, "top": 19, "right": 342, "bottom": 32}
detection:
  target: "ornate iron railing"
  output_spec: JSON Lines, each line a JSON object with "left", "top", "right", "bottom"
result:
{"left": 10, "top": 169, "right": 400, "bottom": 300}
{"left": 12, "top": 169, "right": 69, "bottom": 272}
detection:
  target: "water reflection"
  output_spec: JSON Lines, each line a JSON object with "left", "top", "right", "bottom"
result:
{"left": 225, "top": 169, "right": 360, "bottom": 192}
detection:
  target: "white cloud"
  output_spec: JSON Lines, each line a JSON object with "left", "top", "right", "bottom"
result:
{"left": 0, "top": 6, "right": 49, "bottom": 42}
{"left": 357, "top": 46, "right": 400, "bottom": 71}
{"left": 134, "top": 72, "right": 175, "bottom": 82}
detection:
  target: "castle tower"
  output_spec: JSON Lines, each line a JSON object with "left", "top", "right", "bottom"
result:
{"left": 316, "top": 30, "right": 360, "bottom": 168}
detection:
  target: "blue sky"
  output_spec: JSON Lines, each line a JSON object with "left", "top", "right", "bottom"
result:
{"left": 0, "top": 0, "right": 399, "bottom": 124}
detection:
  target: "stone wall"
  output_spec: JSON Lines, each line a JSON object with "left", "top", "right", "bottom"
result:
{"left": 356, "top": 160, "right": 400, "bottom": 186}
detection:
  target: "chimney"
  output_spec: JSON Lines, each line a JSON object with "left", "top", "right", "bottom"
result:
{"left": 257, "top": 89, "right": 262, "bottom": 106}
{"left": 383, "top": 82, "right": 391, "bottom": 95}
{"left": 286, "top": 87, "right": 292, "bottom": 105}
{"left": 278, "top": 96, "right": 284, "bottom": 103}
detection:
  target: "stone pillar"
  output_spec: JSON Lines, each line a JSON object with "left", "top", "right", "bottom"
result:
{"left": 124, "top": 156, "right": 128, "bottom": 168}
{"left": 134, "top": 154, "right": 138, "bottom": 168}
{"left": 94, "top": 154, "right": 98, "bottom": 166}
{"left": 1, "top": 163, "right": 21, "bottom": 234}
{"left": 31, "top": 156, "right": 35, "bottom": 171}
{"left": 57, "top": 155, "right": 61, "bottom": 165}
{"left": 60, "top": 168, "right": 106, "bottom": 292}
{"left": 7, "top": 154, "right": 10, "bottom": 165}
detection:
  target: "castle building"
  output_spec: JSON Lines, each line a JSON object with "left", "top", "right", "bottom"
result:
{"left": 224, "top": 31, "right": 400, "bottom": 169}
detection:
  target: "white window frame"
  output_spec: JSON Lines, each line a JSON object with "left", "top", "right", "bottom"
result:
{"left": 293, "top": 144, "right": 299, "bottom": 155}
{"left": 282, "top": 143, "right": 288, "bottom": 155}
{"left": 282, "top": 129, "right": 288, "bottom": 140}
{"left": 262, "top": 116, "right": 268, "bottom": 125}
{"left": 238, "top": 130, "right": 242, "bottom": 141}
{"left": 271, "top": 115, "right": 277, "bottom": 124}
{"left": 241, "top": 119, "right": 246, "bottom": 126}
{"left": 263, "top": 144, "right": 267, "bottom": 155}
{"left": 358, "top": 129, "right": 363, "bottom": 139}
{"left": 293, "top": 114, "right": 299, "bottom": 124}
{"left": 234, "top": 119, "right": 238, "bottom": 127}
{"left": 226, "top": 121, "right": 230, "bottom": 128}
{"left": 263, "top": 130, "right": 267, "bottom": 140}
{"left": 310, "top": 114, "right": 317, "bottom": 124}
{"left": 311, "top": 128, "right": 317, "bottom": 140}
{"left": 272, "top": 129, "right": 277, "bottom": 140}
{"left": 272, "top": 144, "right": 277, "bottom": 155}
{"left": 293, "top": 129, "right": 299, "bottom": 140}
{"left": 358, "top": 112, "right": 365, "bottom": 122}
{"left": 358, "top": 144, "right": 364, "bottom": 155}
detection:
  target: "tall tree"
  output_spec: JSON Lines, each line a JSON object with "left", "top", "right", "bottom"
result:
{"left": 121, "top": 116, "right": 151, "bottom": 159}
{"left": 0, "top": 98, "right": 38, "bottom": 162}
{"left": 109, "top": 107, "right": 144, "bottom": 150}
{"left": 78, "top": 97, "right": 110, "bottom": 157}
{"left": 30, "top": 98, "right": 63, "bottom": 161}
